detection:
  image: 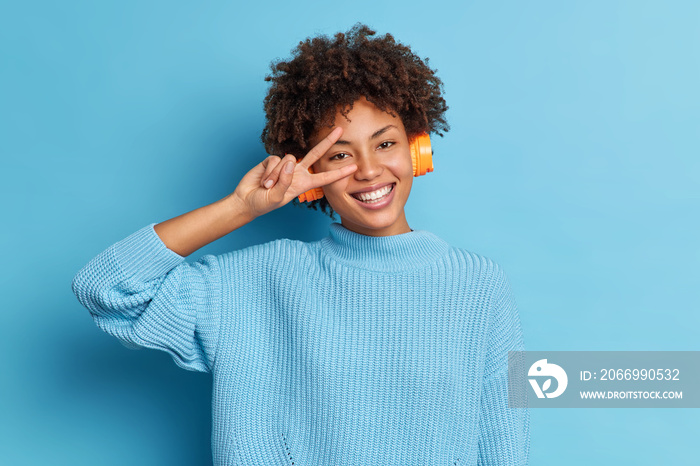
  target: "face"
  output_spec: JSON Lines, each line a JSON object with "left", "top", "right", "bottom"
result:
{"left": 309, "top": 97, "right": 414, "bottom": 237}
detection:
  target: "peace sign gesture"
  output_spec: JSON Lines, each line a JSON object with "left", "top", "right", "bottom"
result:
{"left": 232, "top": 127, "right": 357, "bottom": 219}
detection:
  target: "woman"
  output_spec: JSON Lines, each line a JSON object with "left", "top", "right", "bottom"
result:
{"left": 72, "top": 24, "right": 530, "bottom": 465}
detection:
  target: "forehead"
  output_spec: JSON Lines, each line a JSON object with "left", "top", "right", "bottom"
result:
{"left": 311, "top": 98, "right": 405, "bottom": 144}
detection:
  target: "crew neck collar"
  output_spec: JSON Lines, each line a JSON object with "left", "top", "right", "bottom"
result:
{"left": 319, "top": 222, "right": 450, "bottom": 272}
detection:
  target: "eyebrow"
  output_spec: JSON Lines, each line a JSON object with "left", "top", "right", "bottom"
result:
{"left": 333, "top": 125, "right": 397, "bottom": 146}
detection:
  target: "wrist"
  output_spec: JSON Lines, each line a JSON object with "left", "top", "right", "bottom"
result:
{"left": 221, "top": 191, "right": 257, "bottom": 226}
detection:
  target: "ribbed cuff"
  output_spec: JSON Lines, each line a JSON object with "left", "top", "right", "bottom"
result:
{"left": 111, "top": 223, "right": 185, "bottom": 281}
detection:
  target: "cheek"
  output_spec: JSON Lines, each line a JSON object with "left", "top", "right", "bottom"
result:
{"left": 388, "top": 154, "right": 414, "bottom": 178}
{"left": 399, "top": 173, "right": 414, "bottom": 196}
{"left": 322, "top": 176, "right": 349, "bottom": 198}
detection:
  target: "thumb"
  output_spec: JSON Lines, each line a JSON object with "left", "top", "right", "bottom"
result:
{"left": 269, "top": 159, "right": 296, "bottom": 203}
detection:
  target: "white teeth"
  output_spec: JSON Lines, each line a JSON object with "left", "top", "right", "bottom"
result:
{"left": 354, "top": 184, "right": 393, "bottom": 202}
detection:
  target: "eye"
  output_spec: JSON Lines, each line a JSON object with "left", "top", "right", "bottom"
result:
{"left": 378, "top": 141, "right": 395, "bottom": 150}
{"left": 330, "top": 152, "right": 351, "bottom": 161}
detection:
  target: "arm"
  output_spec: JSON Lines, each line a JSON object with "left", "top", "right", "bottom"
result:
{"left": 72, "top": 224, "right": 223, "bottom": 371}
{"left": 477, "top": 267, "right": 530, "bottom": 466}
{"left": 153, "top": 194, "right": 255, "bottom": 257}
{"left": 154, "top": 126, "right": 357, "bottom": 257}
{"left": 72, "top": 129, "right": 357, "bottom": 368}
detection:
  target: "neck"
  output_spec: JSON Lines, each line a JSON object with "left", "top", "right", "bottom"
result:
{"left": 319, "top": 223, "right": 450, "bottom": 272}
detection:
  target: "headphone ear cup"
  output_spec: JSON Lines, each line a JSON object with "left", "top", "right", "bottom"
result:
{"left": 409, "top": 133, "right": 433, "bottom": 177}
{"left": 297, "top": 161, "right": 324, "bottom": 203}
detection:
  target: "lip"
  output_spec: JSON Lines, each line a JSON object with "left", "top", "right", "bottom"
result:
{"left": 350, "top": 182, "right": 395, "bottom": 195}
{"left": 350, "top": 183, "right": 396, "bottom": 210}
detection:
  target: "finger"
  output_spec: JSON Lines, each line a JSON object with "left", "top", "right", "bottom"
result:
{"left": 260, "top": 156, "right": 282, "bottom": 188}
{"left": 269, "top": 158, "right": 296, "bottom": 202}
{"left": 311, "top": 163, "right": 358, "bottom": 187}
{"left": 264, "top": 154, "right": 295, "bottom": 190}
{"left": 298, "top": 127, "right": 343, "bottom": 169}
{"left": 261, "top": 155, "right": 287, "bottom": 189}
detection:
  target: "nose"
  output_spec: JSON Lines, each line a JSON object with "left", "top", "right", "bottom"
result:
{"left": 353, "top": 151, "right": 383, "bottom": 180}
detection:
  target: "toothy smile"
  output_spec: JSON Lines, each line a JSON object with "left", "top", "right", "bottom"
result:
{"left": 351, "top": 183, "right": 395, "bottom": 203}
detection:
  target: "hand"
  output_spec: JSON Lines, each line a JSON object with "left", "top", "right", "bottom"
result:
{"left": 231, "top": 127, "right": 357, "bottom": 218}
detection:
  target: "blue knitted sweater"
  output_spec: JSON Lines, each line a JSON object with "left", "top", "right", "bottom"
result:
{"left": 72, "top": 222, "right": 529, "bottom": 465}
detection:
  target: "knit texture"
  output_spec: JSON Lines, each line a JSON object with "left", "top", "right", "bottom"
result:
{"left": 72, "top": 223, "right": 530, "bottom": 465}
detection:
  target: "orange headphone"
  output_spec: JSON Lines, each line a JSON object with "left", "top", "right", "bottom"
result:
{"left": 296, "top": 132, "right": 433, "bottom": 203}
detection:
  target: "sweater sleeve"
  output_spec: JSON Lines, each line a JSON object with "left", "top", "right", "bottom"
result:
{"left": 71, "top": 224, "right": 222, "bottom": 373}
{"left": 477, "top": 266, "right": 530, "bottom": 466}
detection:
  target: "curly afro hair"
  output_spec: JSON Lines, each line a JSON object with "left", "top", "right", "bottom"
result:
{"left": 261, "top": 23, "right": 449, "bottom": 218}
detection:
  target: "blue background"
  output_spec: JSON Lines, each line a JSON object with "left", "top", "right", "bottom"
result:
{"left": 2, "top": 1, "right": 698, "bottom": 464}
